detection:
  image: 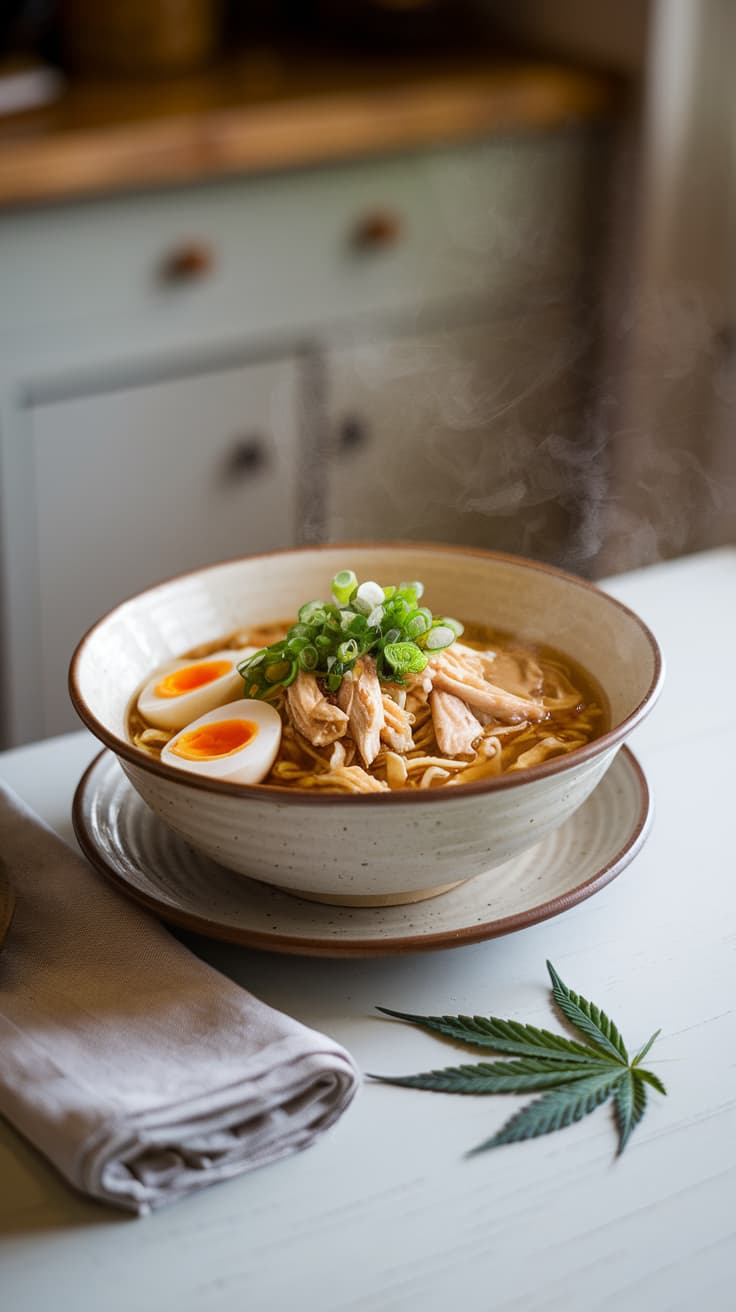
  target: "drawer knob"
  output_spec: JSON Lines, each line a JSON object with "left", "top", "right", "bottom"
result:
{"left": 161, "top": 241, "right": 216, "bottom": 282}
{"left": 338, "top": 417, "right": 369, "bottom": 453}
{"left": 223, "top": 437, "right": 269, "bottom": 482}
{"left": 352, "top": 211, "right": 403, "bottom": 251}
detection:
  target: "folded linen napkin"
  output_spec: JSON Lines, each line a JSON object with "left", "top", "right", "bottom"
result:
{"left": 0, "top": 780, "right": 359, "bottom": 1215}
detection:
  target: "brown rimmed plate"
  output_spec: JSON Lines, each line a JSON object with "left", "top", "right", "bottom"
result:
{"left": 73, "top": 747, "right": 651, "bottom": 958}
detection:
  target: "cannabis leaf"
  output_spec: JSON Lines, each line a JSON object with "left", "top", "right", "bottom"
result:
{"left": 370, "top": 960, "right": 666, "bottom": 1157}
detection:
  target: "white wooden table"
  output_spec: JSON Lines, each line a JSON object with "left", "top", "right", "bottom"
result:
{"left": 1, "top": 548, "right": 735, "bottom": 1312}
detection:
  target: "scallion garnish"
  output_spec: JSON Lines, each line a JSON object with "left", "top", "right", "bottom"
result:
{"left": 237, "top": 572, "right": 462, "bottom": 698}
{"left": 331, "top": 569, "right": 358, "bottom": 605}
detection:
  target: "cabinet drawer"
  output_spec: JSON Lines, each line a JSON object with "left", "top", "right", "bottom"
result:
{"left": 0, "top": 130, "right": 600, "bottom": 354}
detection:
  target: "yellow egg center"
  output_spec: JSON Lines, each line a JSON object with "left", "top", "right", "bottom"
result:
{"left": 155, "top": 660, "right": 232, "bottom": 699}
{"left": 171, "top": 719, "right": 258, "bottom": 761}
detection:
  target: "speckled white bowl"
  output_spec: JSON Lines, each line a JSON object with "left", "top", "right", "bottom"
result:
{"left": 70, "top": 545, "right": 663, "bottom": 906}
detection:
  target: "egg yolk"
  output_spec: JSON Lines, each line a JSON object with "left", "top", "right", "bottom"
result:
{"left": 155, "top": 660, "right": 232, "bottom": 699}
{"left": 171, "top": 719, "right": 258, "bottom": 761}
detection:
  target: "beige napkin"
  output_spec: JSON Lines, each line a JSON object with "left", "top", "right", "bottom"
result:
{"left": 0, "top": 781, "right": 359, "bottom": 1215}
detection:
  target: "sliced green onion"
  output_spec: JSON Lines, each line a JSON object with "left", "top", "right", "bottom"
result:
{"left": 265, "top": 659, "right": 291, "bottom": 684}
{"left": 387, "top": 598, "right": 412, "bottom": 626}
{"left": 382, "top": 642, "right": 429, "bottom": 675}
{"left": 286, "top": 635, "right": 310, "bottom": 655}
{"left": 331, "top": 569, "right": 358, "bottom": 605}
{"left": 298, "top": 600, "right": 327, "bottom": 625}
{"left": 241, "top": 573, "right": 459, "bottom": 701}
{"left": 238, "top": 647, "right": 267, "bottom": 675}
{"left": 354, "top": 581, "right": 385, "bottom": 615}
{"left": 337, "top": 638, "right": 359, "bottom": 663}
{"left": 399, "top": 580, "right": 424, "bottom": 600}
{"left": 404, "top": 607, "right": 432, "bottom": 639}
{"left": 440, "top": 616, "right": 464, "bottom": 638}
{"left": 282, "top": 661, "right": 299, "bottom": 688}
{"left": 298, "top": 645, "right": 319, "bottom": 671}
{"left": 425, "top": 625, "right": 456, "bottom": 651}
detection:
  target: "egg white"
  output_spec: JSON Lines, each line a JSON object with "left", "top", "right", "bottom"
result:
{"left": 137, "top": 648, "right": 257, "bottom": 730}
{"left": 160, "top": 698, "right": 282, "bottom": 784}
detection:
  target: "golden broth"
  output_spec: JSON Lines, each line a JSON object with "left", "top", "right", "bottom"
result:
{"left": 128, "top": 620, "right": 608, "bottom": 791}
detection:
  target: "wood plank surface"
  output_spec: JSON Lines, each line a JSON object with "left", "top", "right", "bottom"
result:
{"left": 0, "top": 52, "right": 615, "bottom": 208}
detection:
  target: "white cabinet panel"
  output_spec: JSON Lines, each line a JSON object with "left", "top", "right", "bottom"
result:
{"left": 325, "top": 311, "right": 585, "bottom": 560}
{"left": 0, "top": 131, "right": 597, "bottom": 360}
{"left": 26, "top": 356, "right": 301, "bottom": 739}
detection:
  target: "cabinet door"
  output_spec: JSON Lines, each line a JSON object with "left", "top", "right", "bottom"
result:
{"left": 325, "top": 311, "right": 586, "bottom": 560}
{"left": 22, "top": 356, "right": 301, "bottom": 740}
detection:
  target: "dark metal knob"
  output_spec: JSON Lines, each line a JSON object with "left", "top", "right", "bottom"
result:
{"left": 351, "top": 211, "right": 403, "bottom": 251}
{"left": 161, "top": 241, "right": 216, "bottom": 282}
{"left": 338, "top": 417, "right": 369, "bottom": 453}
{"left": 223, "top": 437, "right": 269, "bottom": 482}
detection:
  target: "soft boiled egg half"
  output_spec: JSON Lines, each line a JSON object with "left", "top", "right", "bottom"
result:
{"left": 136, "top": 649, "right": 257, "bottom": 730}
{"left": 161, "top": 699, "right": 282, "bottom": 784}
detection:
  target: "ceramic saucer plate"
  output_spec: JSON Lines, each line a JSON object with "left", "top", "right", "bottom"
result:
{"left": 73, "top": 747, "right": 651, "bottom": 958}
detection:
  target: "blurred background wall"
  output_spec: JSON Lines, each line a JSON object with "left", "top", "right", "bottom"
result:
{"left": 0, "top": 0, "right": 732, "bottom": 744}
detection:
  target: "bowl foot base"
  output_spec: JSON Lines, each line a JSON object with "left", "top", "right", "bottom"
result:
{"left": 279, "top": 879, "right": 466, "bottom": 907}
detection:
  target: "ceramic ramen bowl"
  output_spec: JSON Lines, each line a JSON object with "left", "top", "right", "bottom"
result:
{"left": 70, "top": 545, "right": 663, "bottom": 906}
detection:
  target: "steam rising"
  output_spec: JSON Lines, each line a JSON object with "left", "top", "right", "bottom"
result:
{"left": 323, "top": 128, "right": 735, "bottom": 577}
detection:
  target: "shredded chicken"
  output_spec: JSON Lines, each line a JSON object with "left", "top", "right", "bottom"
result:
{"left": 430, "top": 648, "right": 548, "bottom": 725}
{"left": 286, "top": 672, "right": 348, "bottom": 747}
{"left": 404, "top": 668, "right": 433, "bottom": 716}
{"left": 430, "top": 690, "right": 483, "bottom": 757}
{"left": 420, "top": 765, "right": 451, "bottom": 788}
{"left": 382, "top": 683, "right": 407, "bottom": 710}
{"left": 337, "top": 656, "right": 384, "bottom": 767}
{"left": 380, "top": 694, "right": 415, "bottom": 753}
{"left": 473, "top": 647, "right": 545, "bottom": 699}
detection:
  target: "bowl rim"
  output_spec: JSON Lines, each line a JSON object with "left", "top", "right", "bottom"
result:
{"left": 68, "top": 541, "right": 665, "bottom": 806}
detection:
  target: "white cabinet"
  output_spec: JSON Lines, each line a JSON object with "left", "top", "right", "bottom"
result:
{"left": 324, "top": 310, "right": 582, "bottom": 558}
{"left": 10, "top": 355, "right": 302, "bottom": 741}
{"left": 0, "top": 126, "right": 605, "bottom": 745}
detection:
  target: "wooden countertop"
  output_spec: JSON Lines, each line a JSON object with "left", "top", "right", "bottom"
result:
{"left": 0, "top": 50, "right": 615, "bottom": 209}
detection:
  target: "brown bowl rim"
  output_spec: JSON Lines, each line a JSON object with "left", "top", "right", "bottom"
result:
{"left": 68, "top": 541, "right": 664, "bottom": 806}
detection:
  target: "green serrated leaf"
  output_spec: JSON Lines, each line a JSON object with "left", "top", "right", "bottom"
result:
{"left": 375, "top": 1007, "right": 615, "bottom": 1064}
{"left": 546, "top": 962, "right": 629, "bottom": 1064}
{"left": 632, "top": 1029, "right": 661, "bottom": 1067}
{"left": 376, "top": 963, "right": 667, "bottom": 1160}
{"left": 470, "top": 1070, "right": 625, "bottom": 1153}
{"left": 616, "top": 1070, "right": 650, "bottom": 1154}
{"left": 615, "top": 1069, "right": 652, "bottom": 1154}
{"left": 631, "top": 1073, "right": 649, "bottom": 1125}
{"left": 614, "top": 1070, "right": 635, "bottom": 1153}
{"left": 369, "top": 1056, "right": 617, "bottom": 1096}
{"left": 634, "top": 1067, "right": 667, "bottom": 1097}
